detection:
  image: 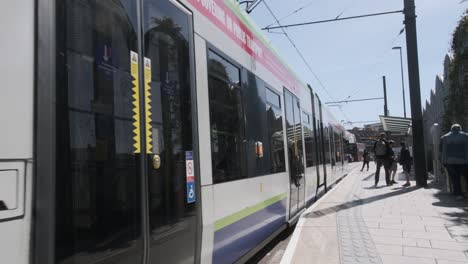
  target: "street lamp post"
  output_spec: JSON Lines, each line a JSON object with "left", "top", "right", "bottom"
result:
{"left": 392, "top": 46, "right": 407, "bottom": 118}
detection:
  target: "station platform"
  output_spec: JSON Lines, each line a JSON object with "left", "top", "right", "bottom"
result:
{"left": 280, "top": 164, "right": 468, "bottom": 264}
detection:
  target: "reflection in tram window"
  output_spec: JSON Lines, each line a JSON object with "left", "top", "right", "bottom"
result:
{"left": 302, "top": 112, "right": 316, "bottom": 167}
{"left": 208, "top": 50, "right": 246, "bottom": 184}
{"left": 284, "top": 91, "right": 304, "bottom": 178}
{"left": 243, "top": 73, "right": 269, "bottom": 177}
{"left": 266, "top": 88, "right": 285, "bottom": 173}
{"left": 207, "top": 51, "right": 287, "bottom": 183}
{"left": 266, "top": 87, "right": 281, "bottom": 108}
{"left": 55, "top": 0, "right": 142, "bottom": 263}
{"left": 330, "top": 127, "right": 336, "bottom": 167}
{"left": 323, "top": 126, "right": 331, "bottom": 165}
{"left": 243, "top": 74, "right": 286, "bottom": 176}
{"left": 334, "top": 131, "right": 343, "bottom": 166}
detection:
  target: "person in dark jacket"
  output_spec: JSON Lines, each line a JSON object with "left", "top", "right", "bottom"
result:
{"left": 361, "top": 149, "right": 370, "bottom": 171}
{"left": 439, "top": 124, "right": 468, "bottom": 200}
{"left": 388, "top": 141, "right": 398, "bottom": 185}
{"left": 373, "top": 133, "right": 391, "bottom": 187}
{"left": 399, "top": 142, "right": 412, "bottom": 187}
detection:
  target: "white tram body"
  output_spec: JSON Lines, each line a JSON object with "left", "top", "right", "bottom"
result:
{"left": 1, "top": 0, "right": 353, "bottom": 263}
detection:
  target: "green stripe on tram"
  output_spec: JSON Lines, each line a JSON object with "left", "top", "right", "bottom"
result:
{"left": 214, "top": 192, "right": 287, "bottom": 232}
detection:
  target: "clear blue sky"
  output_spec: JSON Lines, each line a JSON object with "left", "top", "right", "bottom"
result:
{"left": 248, "top": 0, "right": 466, "bottom": 128}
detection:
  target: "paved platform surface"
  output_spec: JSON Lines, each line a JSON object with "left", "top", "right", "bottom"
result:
{"left": 281, "top": 163, "right": 468, "bottom": 264}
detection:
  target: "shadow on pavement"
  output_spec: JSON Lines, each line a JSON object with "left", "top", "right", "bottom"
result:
{"left": 303, "top": 185, "right": 419, "bottom": 219}
{"left": 362, "top": 171, "right": 408, "bottom": 182}
{"left": 432, "top": 190, "right": 468, "bottom": 208}
{"left": 363, "top": 186, "right": 386, "bottom": 189}
{"left": 362, "top": 173, "right": 376, "bottom": 181}
{"left": 430, "top": 184, "right": 468, "bottom": 241}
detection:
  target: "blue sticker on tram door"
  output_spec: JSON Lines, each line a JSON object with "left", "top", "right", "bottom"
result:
{"left": 186, "top": 151, "right": 196, "bottom": 203}
{"left": 187, "top": 182, "right": 196, "bottom": 203}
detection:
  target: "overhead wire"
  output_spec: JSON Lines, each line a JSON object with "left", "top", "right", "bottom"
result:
{"left": 261, "top": 0, "right": 400, "bottom": 125}
{"left": 338, "top": 28, "right": 406, "bottom": 102}
{"left": 262, "top": 0, "right": 401, "bottom": 127}
{"left": 262, "top": 1, "right": 337, "bottom": 104}
{"left": 332, "top": 26, "right": 403, "bottom": 124}
{"left": 363, "top": 27, "right": 405, "bottom": 72}
{"left": 262, "top": 1, "right": 354, "bottom": 124}
{"left": 264, "top": 1, "right": 405, "bottom": 120}
{"left": 264, "top": 0, "right": 318, "bottom": 28}
{"left": 264, "top": 0, "right": 356, "bottom": 29}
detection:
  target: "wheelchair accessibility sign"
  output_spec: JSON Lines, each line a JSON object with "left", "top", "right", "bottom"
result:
{"left": 186, "top": 182, "right": 196, "bottom": 203}
{"left": 186, "top": 151, "right": 196, "bottom": 203}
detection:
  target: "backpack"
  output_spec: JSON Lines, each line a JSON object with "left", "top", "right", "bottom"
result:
{"left": 375, "top": 140, "right": 387, "bottom": 156}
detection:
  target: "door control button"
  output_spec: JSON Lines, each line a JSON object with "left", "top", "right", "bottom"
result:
{"left": 152, "top": 155, "right": 161, "bottom": 170}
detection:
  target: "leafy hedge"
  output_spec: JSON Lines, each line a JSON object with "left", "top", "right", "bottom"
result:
{"left": 443, "top": 10, "right": 468, "bottom": 132}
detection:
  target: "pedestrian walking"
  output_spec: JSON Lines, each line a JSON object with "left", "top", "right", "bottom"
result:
{"left": 361, "top": 149, "right": 370, "bottom": 171}
{"left": 373, "top": 133, "right": 391, "bottom": 187}
{"left": 399, "top": 142, "right": 412, "bottom": 187}
{"left": 388, "top": 140, "right": 398, "bottom": 184}
{"left": 439, "top": 124, "right": 468, "bottom": 200}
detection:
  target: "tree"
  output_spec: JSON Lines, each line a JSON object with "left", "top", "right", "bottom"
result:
{"left": 443, "top": 10, "right": 468, "bottom": 132}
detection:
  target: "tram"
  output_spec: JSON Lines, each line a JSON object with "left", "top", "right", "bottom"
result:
{"left": 346, "top": 143, "right": 367, "bottom": 162}
{"left": 1, "top": 0, "right": 353, "bottom": 263}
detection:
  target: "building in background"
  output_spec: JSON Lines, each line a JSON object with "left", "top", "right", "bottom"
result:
{"left": 349, "top": 124, "right": 409, "bottom": 153}
{"left": 348, "top": 127, "right": 381, "bottom": 151}
{"left": 363, "top": 122, "right": 383, "bottom": 132}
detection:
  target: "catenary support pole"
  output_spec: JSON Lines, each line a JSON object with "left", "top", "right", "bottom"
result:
{"left": 383, "top": 76, "right": 391, "bottom": 139}
{"left": 383, "top": 76, "right": 388, "bottom": 117}
{"left": 404, "top": 0, "right": 427, "bottom": 187}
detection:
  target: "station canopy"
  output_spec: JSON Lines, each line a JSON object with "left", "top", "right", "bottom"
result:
{"left": 379, "top": 116, "right": 412, "bottom": 134}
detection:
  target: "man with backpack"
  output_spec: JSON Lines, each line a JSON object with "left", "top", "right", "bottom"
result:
{"left": 373, "top": 133, "right": 391, "bottom": 187}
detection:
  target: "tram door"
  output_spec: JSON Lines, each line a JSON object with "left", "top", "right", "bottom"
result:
{"left": 142, "top": 1, "right": 198, "bottom": 263}
{"left": 318, "top": 101, "right": 328, "bottom": 190}
{"left": 54, "top": 0, "right": 198, "bottom": 264}
{"left": 284, "top": 90, "right": 306, "bottom": 218}
{"left": 312, "top": 96, "right": 324, "bottom": 190}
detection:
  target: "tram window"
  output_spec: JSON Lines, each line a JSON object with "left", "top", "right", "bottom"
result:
{"left": 334, "top": 131, "right": 343, "bottom": 164}
{"left": 324, "top": 126, "right": 332, "bottom": 165}
{"left": 302, "top": 112, "right": 310, "bottom": 125}
{"left": 329, "top": 128, "right": 335, "bottom": 166}
{"left": 208, "top": 50, "right": 246, "bottom": 183}
{"left": 330, "top": 128, "right": 337, "bottom": 166}
{"left": 303, "top": 112, "right": 315, "bottom": 167}
{"left": 266, "top": 88, "right": 285, "bottom": 173}
{"left": 55, "top": 0, "right": 141, "bottom": 262}
{"left": 208, "top": 51, "right": 240, "bottom": 85}
{"left": 266, "top": 88, "right": 281, "bottom": 108}
{"left": 243, "top": 73, "right": 270, "bottom": 177}
{"left": 242, "top": 73, "right": 285, "bottom": 177}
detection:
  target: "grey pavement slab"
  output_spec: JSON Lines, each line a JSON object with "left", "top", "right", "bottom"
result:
{"left": 379, "top": 254, "right": 435, "bottom": 264}
{"left": 279, "top": 163, "right": 468, "bottom": 264}
{"left": 436, "top": 260, "right": 468, "bottom": 264}
{"left": 403, "top": 246, "right": 467, "bottom": 261}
